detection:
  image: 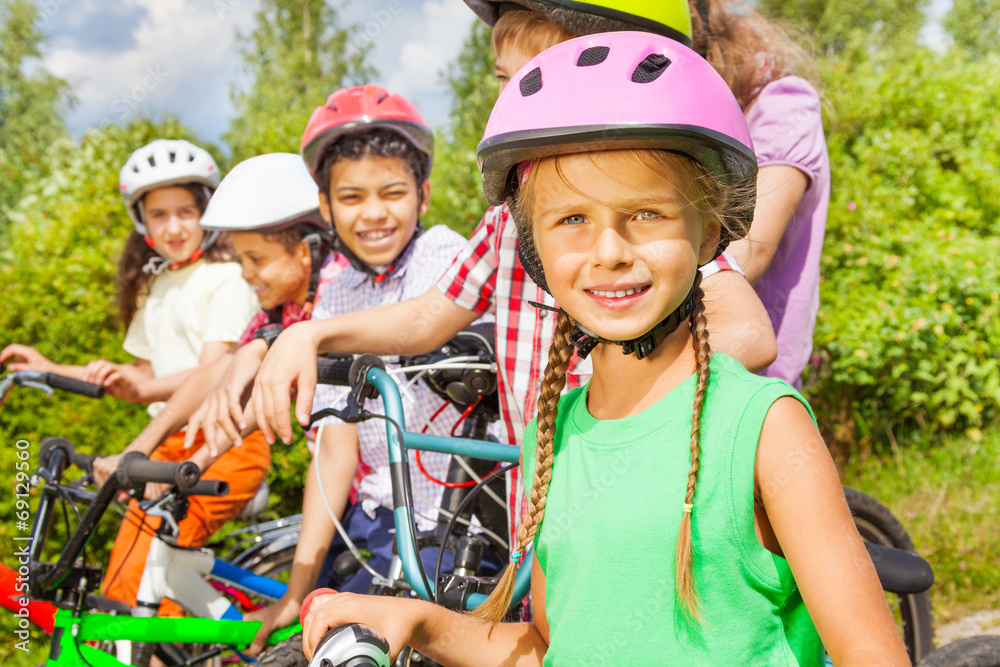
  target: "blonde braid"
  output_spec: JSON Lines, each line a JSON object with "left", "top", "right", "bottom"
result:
{"left": 473, "top": 311, "right": 576, "bottom": 626}
{"left": 675, "top": 272, "right": 712, "bottom": 621}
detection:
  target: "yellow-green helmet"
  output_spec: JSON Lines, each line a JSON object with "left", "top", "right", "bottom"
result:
{"left": 464, "top": 0, "right": 692, "bottom": 46}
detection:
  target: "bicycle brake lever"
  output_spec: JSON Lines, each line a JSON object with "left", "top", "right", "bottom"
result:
{"left": 20, "top": 379, "right": 54, "bottom": 399}
{"left": 142, "top": 502, "right": 182, "bottom": 538}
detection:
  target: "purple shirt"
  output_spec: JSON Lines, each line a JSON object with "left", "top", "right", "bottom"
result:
{"left": 745, "top": 76, "right": 830, "bottom": 388}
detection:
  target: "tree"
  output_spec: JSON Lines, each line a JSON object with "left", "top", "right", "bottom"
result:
{"left": 424, "top": 21, "right": 496, "bottom": 237}
{"left": 0, "top": 0, "right": 73, "bottom": 231}
{"left": 224, "top": 0, "right": 375, "bottom": 163}
{"left": 944, "top": 0, "right": 1000, "bottom": 58}
{"left": 757, "top": 0, "right": 926, "bottom": 57}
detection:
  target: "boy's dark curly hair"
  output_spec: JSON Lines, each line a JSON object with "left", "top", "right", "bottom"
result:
{"left": 314, "top": 128, "right": 431, "bottom": 205}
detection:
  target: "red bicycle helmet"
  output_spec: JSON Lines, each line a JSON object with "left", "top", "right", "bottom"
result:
{"left": 300, "top": 85, "right": 434, "bottom": 183}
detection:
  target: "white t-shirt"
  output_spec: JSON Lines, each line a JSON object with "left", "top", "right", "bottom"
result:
{"left": 123, "top": 260, "right": 258, "bottom": 381}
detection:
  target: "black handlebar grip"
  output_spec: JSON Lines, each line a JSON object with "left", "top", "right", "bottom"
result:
{"left": 178, "top": 480, "right": 230, "bottom": 498}
{"left": 39, "top": 437, "right": 75, "bottom": 466}
{"left": 316, "top": 357, "right": 353, "bottom": 386}
{"left": 71, "top": 451, "right": 96, "bottom": 475}
{"left": 43, "top": 373, "right": 105, "bottom": 399}
{"left": 117, "top": 451, "right": 200, "bottom": 489}
{"left": 38, "top": 437, "right": 75, "bottom": 477}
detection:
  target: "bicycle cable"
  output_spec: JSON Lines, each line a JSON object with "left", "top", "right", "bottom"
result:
{"left": 313, "top": 423, "right": 387, "bottom": 582}
{"left": 433, "top": 463, "right": 517, "bottom": 606}
{"left": 408, "top": 481, "right": 508, "bottom": 551}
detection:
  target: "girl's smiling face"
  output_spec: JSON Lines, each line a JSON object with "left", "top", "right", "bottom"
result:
{"left": 143, "top": 186, "right": 205, "bottom": 262}
{"left": 528, "top": 151, "right": 720, "bottom": 343}
{"left": 319, "top": 155, "right": 429, "bottom": 268}
{"left": 230, "top": 232, "right": 311, "bottom": 310}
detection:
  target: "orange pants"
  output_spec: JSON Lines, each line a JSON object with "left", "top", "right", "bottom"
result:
{"left": 102, "top": 430, "right": 271, "bottom": 614}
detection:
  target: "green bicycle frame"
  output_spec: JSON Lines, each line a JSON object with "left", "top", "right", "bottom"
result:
{"left": 47, "top": 609, "right": 300, "bottom": 667}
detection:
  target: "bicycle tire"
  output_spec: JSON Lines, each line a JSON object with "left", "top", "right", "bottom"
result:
{"left": 845, "top": 487, "right": 936, "bottom": 664}
{"left": 917, "top": 636, "right": 1000, "bottom": 667}
{"left": 258, "top": 633, "right": 308, "bottom": 667}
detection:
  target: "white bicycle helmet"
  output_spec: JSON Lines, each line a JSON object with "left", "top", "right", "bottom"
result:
{"left": 201, "top": 153, "right": 332, "bottom": 306}
{"left": 119, "top": 139, "right": 221, "bottom": 234}
{"left": 199, "top": 153, "right": 327, "bottom": 233}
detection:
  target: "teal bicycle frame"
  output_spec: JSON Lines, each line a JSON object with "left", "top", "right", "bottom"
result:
{"left": 364, "top": 366, "right": 532, "bottom": 609}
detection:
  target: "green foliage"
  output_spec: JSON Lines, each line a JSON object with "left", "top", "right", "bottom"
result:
{"left": 0, "top": 0, "right": 73, "bottom": 231}
{"left": 944, "top": 0, "right": 1000, "bottom": 58}
{"left": 757, "top": 0, "right": 924, "bottom": 58}
{"left": 424, "top": 21, "right": 495, "bottom": 237}
{"left": 224, "top": 0, "right": 375, "bottom": 163}
{"left": 804, "top": 49, "right": 1000, "bottom": 451}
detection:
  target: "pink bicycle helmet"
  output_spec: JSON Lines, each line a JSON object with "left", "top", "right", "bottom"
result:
{"left": 478, "top": 32, "right": 756, "bottom": 283}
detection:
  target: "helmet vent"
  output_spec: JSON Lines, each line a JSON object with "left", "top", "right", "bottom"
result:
{"left": 631, "top": 54, "right": 671, "bottom": 83}
{"left": 147, "top": 156, "right": 156, "bottom": 167}
{"left": 577, "top": 46, "right": 610, "bottom": 67}
{"left": 519, "top": 67, "right": 543, "bottom": 96}
{"left": 168, "top": 151, "right": 176, "bottom": 163}
{"left": 377, "top": 93, "right": 388, "bottom": 103}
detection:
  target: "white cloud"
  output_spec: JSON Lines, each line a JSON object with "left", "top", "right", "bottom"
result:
{"left": 340, "top": 0, "right": 475, "bottom": 124}
{"left": 45, "top": 0, "right": 260, "bottom": 145}
{"left": 42, "top": 0, "right": 474, "bottom": 144}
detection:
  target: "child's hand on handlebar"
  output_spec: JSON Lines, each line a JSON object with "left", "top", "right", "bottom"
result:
{"left": 301, "top": 591, "right": 413, "bottom": 662}
{"left": 92, "top": 454, "right": 121, "bottom": 488}
{"left": 250, "top": 323, "right": 320, "bottom": 445}
{"left": 0, "top": 344, "right": 55, "bottom": 373}
{"left": 186, "top": 339, "right": 266, "bottom": 455}
{"left": 93, "top": 454, "right": 132, "bottom": 502}
{"left": 244, "top": 592, "right": 303, "bottom": 655}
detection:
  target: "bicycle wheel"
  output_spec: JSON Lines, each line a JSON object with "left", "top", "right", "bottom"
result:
{"left": 917, "top": 636, "right": 1000, "bottom": 667}
{"left": 845, "top": 487, "right": 936, "bottom": 664}
{"left": 258, "top": 632, "right": 308, "bottom": 667}
{"left": 251, "top": 545, "right": 297, "bottom": 581}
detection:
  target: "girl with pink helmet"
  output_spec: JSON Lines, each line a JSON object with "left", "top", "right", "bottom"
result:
{"left": 299, "top": 34, "right": 906, "bottom": 665}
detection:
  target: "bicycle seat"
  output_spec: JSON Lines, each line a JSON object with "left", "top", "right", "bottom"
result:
{"left": 237, "top": 481, "right": 270, "bottom": 520}
{"left": 865, "top": 542, "right": 934, "bottom": 595}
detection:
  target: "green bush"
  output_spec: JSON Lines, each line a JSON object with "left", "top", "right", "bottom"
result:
{"left": 805, "top": 48, "right": 1000, "bottom": 451}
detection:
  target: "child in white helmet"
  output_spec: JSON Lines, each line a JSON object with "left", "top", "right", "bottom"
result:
{"left": 2, "top": 139, "right": 264, "bottom": 611}
{"left": 1, "top": 139, "right": 258, "bottom": 405}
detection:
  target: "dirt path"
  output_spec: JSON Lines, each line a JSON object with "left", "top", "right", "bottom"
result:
{"left": 936, "top": 610, "right": 1000, "bottom": 646}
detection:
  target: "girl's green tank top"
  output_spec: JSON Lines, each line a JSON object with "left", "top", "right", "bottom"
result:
{"left": 522, "top": 353, "right": 825, "bottom": 666}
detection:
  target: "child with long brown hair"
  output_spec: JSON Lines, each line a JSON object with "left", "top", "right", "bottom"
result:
{"left": 692, "top": 0, "right": 831, "bottom": 388}
{"left": 298, "top": 34, "right": 906, "bottom": 666}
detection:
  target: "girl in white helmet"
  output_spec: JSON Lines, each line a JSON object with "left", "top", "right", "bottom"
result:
{"left": 1, "top": 139, "right": 262, "bottom": 612}
{"left": 1, "top": 139, "right": 259, "bottom": 406}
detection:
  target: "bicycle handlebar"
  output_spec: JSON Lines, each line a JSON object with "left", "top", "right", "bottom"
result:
{"left": 178, "top": 479, "right": 229, "bottom": 498}
{"left": 42, "top": 372, "right": 105, "bottom": 399}
{"left": 117, "top": 451, "right": 200, "bottom": 489}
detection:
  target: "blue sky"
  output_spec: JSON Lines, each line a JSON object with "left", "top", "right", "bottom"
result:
{"left": 36, "top": 0, "right": 477, "bottom": 152}
{"left": 35, "top": 0, "right": 952, "bottom": 153}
